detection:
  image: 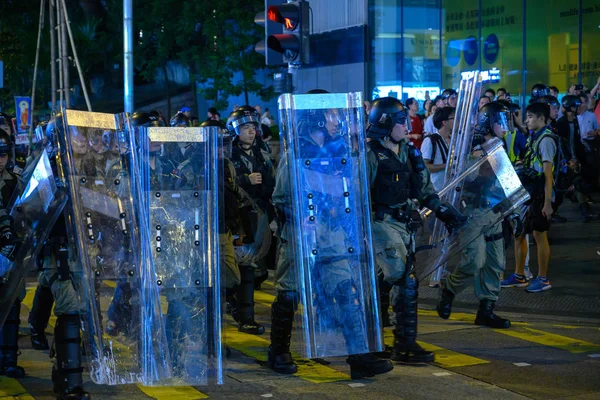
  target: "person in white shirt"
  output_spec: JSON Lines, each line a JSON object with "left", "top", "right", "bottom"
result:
{"left": 576, "top": 94, "right": 599, "bottom": 141}
{"left": 421, "top": 107, "right": 453, "bottom": 190}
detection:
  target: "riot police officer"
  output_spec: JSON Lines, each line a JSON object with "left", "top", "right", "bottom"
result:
{"left": 437, "top": 102, "right": 522, "bottom": 329}
{"left": 0, "top": 128, "right": 23, "bottom": 378}
{"left": 366, "top": 97, "right": 466, "bottom": 363}
{"left": 530, "top": 84, "right": 551, "bottom": 104}
{"left": 269, "top": 105, "right": 394, "bottom": 378}
{"left": 226, "top": 108, "right": 273, "bottom": 335}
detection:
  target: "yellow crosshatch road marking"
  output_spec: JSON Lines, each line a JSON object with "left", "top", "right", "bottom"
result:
{"left": 495, "top": 327, "right": 600, "bottom": 354}
{"left": 382, "top": 329, "right": 489, "bottom": 368}
{"left": 137, "top": 385, "right": 209, "bottom": 399}
{"left": 224, "top": 325, "right": 350, "bottom": 383}
{"left": 0, "top": 376, "right": 35, "bottom": 400}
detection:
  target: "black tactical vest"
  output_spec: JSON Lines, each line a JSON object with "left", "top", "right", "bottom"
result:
{"left": 369, "top": 141, "right": 421, "bottom": 207}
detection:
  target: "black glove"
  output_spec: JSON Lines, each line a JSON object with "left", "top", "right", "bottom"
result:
{"left": 508, "top": 213, "right": 524, "bottom": 237}
{"left": 435, "top": 202, "right": 468, "bottom": 233}
{"left": 0, "top": 226, "right": 17, "bottom": 261}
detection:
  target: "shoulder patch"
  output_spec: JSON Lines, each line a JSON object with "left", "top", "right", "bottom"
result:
{"left": 377, "top": 152, "right": 388, "bottom": 161}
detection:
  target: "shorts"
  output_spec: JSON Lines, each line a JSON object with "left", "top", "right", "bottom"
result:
{"left": 524, "top": 196, "right": 551, "bottom": 234}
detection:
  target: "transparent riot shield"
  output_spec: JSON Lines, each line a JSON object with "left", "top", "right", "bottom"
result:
{"left": 58, "top": 110, "right": 164, "bottom": 385}
{"left": 137, "top": 126, "right": 223, "bottom": 385}
{"left": 415, "top": 137, "right": 530, "bottom": 279}
{"left": 278, "top": 92, "right": 383, "bottom": 358}
{"left": 428, "top": 71, "right": 483, "bottom": 285}
{"left": 0, "top": 151, "right": 68, "bottom": 326}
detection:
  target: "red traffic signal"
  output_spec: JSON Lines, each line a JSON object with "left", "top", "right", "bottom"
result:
{"left": 255, "top": 0, "right": 310, "bottom": 65}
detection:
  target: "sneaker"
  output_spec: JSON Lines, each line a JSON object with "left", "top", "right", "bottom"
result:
{"left": 501, "top": 273, "right": 528, "bottom": 288}
{"left": 526, "top": 277, "right": 552, "bottom": 293}
{"left": 524, "top": 267, "right": 534, "bottom": 281}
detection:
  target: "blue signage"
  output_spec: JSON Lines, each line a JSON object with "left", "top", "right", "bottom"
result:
{"left": 484, "top": 34, "right": 500, "bottom": 64}
{"left": 462, "top": 36, "right": 478, "bottom": 66}
{"left": 446, "top": 40, "right": 461, "bottom": 67}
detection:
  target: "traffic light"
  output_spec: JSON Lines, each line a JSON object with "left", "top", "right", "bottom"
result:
{"left": 255, "top": 0, "right": 310, "bottom": 65}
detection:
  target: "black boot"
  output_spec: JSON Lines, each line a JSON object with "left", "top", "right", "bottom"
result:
{"left": 346, "top": 353, "right": 394, "bottom": 380}
{"left": 390, "top": 275, "right": 435, "bottom": 363}
{"left": 580, "top": 203, "right": 596, "bottom": 223}
{"left": 436, "top": 288, "right": 454, "bottom": 320}
{"left": 225, "top": 287, "right": 237, "bottom": 315}
{"left": 335, "top": 280, "right": 393, "bottom": 379}
{"left": 0, "top": 301, "right": 25, "bottom": 378}
{"left": 29, "top": 285, "right": 54, "bottom": 350}
{"left": 53, "top": 314, "right": 90, "bottom": 400}
{"left": 267, "top": 291, "right": 297, "bottom": 374}
{"left": 235, "top": 266, "right": 265, "bottom": 335}
{"left": 475, "top": 299, "right": 510, "bottom": 329}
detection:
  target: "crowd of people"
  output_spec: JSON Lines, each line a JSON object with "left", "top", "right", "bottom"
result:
{"left": 0, "top": 78, "right": 598, "bottom": 398}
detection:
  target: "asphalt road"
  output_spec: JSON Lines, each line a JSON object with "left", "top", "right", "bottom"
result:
{"left": 2, "top": 201, "right": 599, "bottom": 400}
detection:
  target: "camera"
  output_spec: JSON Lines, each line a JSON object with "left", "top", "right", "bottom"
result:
{"left": 575, "top": 84, "right": 584, "bottom": 91}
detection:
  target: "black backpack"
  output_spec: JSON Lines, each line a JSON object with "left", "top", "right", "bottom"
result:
{"left": 425, "top": 133, "right": 448, "bottom": 164}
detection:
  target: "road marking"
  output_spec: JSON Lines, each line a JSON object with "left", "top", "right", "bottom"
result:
{"left": 513, "top": 362, "right": 531, "bottom": 367}
{"left": 382, "top": 329, "right": 489, "bottom": 368}
{"left": 261, "top": 394, "right": 274, "bottom": 398}
{"left": 588, "top": 354, "right": 600, "bottom": 358}
{"left": 348, "top": 382, "right": 366, "bottom": 387}
{"left": 495, "top": 327, "right": 600, "bottom": 354}
{"left": 137, "top": 385, "right": 209, "bottom": 399}
{"left": 0, "top": 376, "right": 35, "bottom": 400}
{"left": 225, "top": 324, "right": 349, "bottom": 383}
{"left": 433, "top": 372, "right": 453, "bottom": 376}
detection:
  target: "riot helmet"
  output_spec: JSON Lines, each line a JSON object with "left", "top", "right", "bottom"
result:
{"left": 477, "top": 101, "right": 511, "bottom": 137}
{"left": 538, "top": 95, "right": 560, "bottom": 120}
{"left": 0, "top": 113, "right": 14, "bottom": 136}
{"left": 227, "top": 108, "right": 260, "bottom": 137}
{"left": 561, "top": 95, "right": 582, "bottom": 114}
{"left": 170, "top": 112, "right": 190, "bottom": 127}
{"left": 366, "top": 97, "right": 411, "bottom": 140}
{"left": 132, "top": 111, "right": 164, "bottom": 128}
{"left": 530, "top": 84, "right": 550, "bottom": 102}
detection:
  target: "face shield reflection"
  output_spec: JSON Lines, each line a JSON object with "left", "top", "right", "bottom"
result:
{"left": 493, "top": 112, "right": 510, "bottom": 136}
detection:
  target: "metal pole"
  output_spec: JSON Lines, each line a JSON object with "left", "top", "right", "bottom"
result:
{"left": 578, "top": 0, "right": 583, "bottom": 84}
{"left": 60, "top": 0, "right": 70, "bottom": 107}
{"left": 60, "top": 0, "right": 92, "bottom": 111}
{"left": 288, "top": 63, "right": 299, "bottom": 93}
{"left": 49, "top": 0, "right": 57, "bottom": 111}
{"left": 56, "top": 0, "right": 64, "bottom": 109}
{"left": 521, "top": 0, "right": 527, "bottom": 107}
{"left": 29, "top": 0, "right": 46, "bottom": 147}
{"left": 124, "top": 0, "right": 134, "bottom": 113}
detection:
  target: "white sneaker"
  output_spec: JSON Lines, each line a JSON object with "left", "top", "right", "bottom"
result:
{"left": 524, "top": 267, "right": 534, "bottom": 281}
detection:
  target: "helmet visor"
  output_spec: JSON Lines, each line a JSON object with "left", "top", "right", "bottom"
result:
{"left": 493, "top": 111, "right": 511, "bottom": 135}
{"left": 392, "top": 110, "right": 411, "bottom": 133}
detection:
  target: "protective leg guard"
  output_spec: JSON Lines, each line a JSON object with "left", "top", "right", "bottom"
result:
{"left": 53, "top": 314, "right": 90, "bottom": 400}
{"left": 475, "top": 299, "right": 511, "bottom": 329}
{"left": 267, "top": 290, "right": 298, "bottom": 374}
{"left": 391, "top": 274, "right": 434, "bottom": 363}
{"left": 28, "top": 284, "right": 54, "bottom": 350}
{"left": 335, "top": 280, "right": 393, "bottom": 379}
{"left": 378, "top": 275, "right": 392, "bottom": 327}
{"left": 436, "top": 288, "right": 455, "bottom": 320}
{"left": 235, "top": 266, "right": 265, "bottom": 335}
{"left": 0, "top": 301, "right": 25, "bottom": 378}
{"left": 106, "top": 282, "right": 132, "bottom": 336}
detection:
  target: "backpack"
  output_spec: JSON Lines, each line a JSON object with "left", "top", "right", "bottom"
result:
{"left": 425, "top": 133, "right": 448, "bottom": 164}
{"left": 533, "top": 131, "right": 571, "bottom": 192}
